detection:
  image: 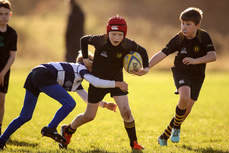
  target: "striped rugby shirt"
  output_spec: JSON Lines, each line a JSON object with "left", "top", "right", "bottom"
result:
{"left": 36, "top": 62, "right": 115, "bottom": 91}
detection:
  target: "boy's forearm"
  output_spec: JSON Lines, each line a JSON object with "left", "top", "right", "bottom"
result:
{"left": 1, "top": 52, "right": 16, "bottom": 75}
{"left": 195, "top": 51, "right": 216, "bottom": 64}
{"left": 149, "top": 51, "right": 167, "bottom": 69}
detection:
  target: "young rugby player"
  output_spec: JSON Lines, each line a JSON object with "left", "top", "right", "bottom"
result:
{"left": 147, "top": 7, "right": 216, "bottom": 146}
{"left": 59, "top": 15, "right": 149, "bottom": 150}
{"left": 0, "top": 53, "right": 128, "bottom": 149}
{"left": 0, "top": 0, "right": 17, "bottom": 135}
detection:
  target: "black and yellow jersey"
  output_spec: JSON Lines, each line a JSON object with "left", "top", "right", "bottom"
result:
{"left": 162, "top": 29, "right": 215, "bottom": 80}
{"left": 81, "top": 34, "right": 149, "bottom": 81}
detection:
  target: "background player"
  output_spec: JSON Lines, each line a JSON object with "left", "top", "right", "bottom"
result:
{"left": 147, "top": 7, "right": 216, "bottom": 146}
{"left": 0, "top": 0, "right": 17, "bottom": 135}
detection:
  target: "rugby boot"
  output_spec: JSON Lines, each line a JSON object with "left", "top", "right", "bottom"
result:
{"left": 41, "top": 126, "right": 66, "bottom": 144}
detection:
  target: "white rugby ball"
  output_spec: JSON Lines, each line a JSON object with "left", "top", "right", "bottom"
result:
{"left": 123, "top": 52, "right": 143, "bottom": 73}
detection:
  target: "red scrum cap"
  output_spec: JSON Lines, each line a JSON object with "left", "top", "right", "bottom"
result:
{"left": 107, "top": 15, "right": 127, "bottom": 37}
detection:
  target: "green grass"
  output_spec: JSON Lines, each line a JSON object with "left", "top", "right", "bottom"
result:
{"left": 2, "top": 70, "right": 229, "bottom": 152}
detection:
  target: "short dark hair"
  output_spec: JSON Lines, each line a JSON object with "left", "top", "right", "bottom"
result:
{"left": 0, "top": 0, "right": 11, "bottom": 11}
{"left": 180, "top": 7, "right": 203, "bottom": 25}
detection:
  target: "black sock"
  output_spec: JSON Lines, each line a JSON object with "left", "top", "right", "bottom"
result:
{"left": 173, "top": 105, "right": 186, "bottom": 129}
{"left": 65, "top": 124, "right": 76, "bottom": 134}
{"left": 161, "top": 118, "right": 174, "bottom": 140}
{"left": 124, "top": 120, "right": 137, "bottom": 147}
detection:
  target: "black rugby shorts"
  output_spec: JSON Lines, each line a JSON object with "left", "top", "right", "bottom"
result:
{"left": 88, "top": 84, "right": 128, "bottom": 103}
{"left": 172, "top": 67, "right": 203, "bottom": 101}
{"left": 24, "top": 68, "right": 57, "bottom": 96}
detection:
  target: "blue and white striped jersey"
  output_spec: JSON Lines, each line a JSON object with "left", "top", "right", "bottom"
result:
{"left": 35, "top": 62, "right": 115, "bottom": 92}
{"left": 36, "top": 62, "right": 90, "bottom": 91}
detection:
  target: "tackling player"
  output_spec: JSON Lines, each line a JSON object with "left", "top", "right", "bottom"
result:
{"left": 0, "top": 53, "right": 128, "bottom": 149}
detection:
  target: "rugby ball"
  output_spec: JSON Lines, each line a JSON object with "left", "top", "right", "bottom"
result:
{"left": 123, "top": 52, "right": 143, "bottom": 73}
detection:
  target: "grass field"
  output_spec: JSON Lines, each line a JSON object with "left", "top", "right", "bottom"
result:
{"left": 1, "top": 69, "right": 229, "bottom": 153}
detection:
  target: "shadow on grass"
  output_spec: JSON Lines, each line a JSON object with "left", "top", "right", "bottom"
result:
{"left": 181, "top": 144, "right": 229, "bottom": 153}
{"left": 7, "top": 139, "right": 39, "bottom": 148}
{"left": 74, "top": 149, "right": 115, "bottom": 153}
{"left": 74, "top": 148, "right": 140, "bottom": 153}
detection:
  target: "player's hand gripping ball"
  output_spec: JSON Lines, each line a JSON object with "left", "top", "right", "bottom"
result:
{"left": 123, "top": 52, "right": 143, "bottom": 73}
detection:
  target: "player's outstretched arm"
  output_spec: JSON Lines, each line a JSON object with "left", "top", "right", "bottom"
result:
{"left": 84, "top": 74, "right": 128, "bottom": 92}
{"left": 149, "top": 51, "right": 167, "bottom": 69}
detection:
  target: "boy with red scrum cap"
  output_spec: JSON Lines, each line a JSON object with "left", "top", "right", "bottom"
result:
{"left": 59, "top": 15, "right": 149, "bottom": 150}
